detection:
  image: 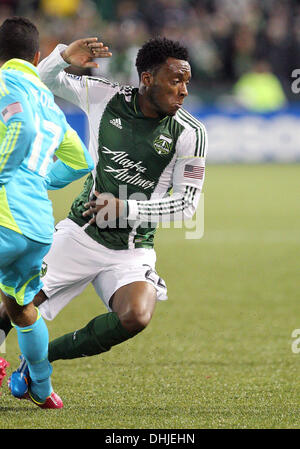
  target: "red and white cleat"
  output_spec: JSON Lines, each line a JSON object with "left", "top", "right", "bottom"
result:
{"left": 26, "top": 390, "right": 64, "bottom": 409}
{"left": 17, "top": 389, "right": 64, "bottom": 409}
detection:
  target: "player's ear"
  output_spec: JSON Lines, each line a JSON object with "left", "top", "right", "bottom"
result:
{"left": 141, "top": 71, "right": 154, "bottom": 87}
{"left": 32, "top": 51, "right": 41, "bottom": 67}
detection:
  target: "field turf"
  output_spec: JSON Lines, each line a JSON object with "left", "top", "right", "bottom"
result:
{"left": 0, "top": 164, "right": 299, "bottom": 429}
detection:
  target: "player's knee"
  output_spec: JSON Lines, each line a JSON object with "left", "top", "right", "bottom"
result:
{"left": 134, "top": 308, "right": 153, "bottom": 331}
{"left": 7, "top": 302, "right": 37, "bottom": 327}
{"left": 122, "top": 307, "right": 153, "bottom": 334}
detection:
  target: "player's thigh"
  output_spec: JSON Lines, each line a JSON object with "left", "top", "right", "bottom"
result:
{"left": 0, "top": 228, "right": 50, "bottom": 306}
{"left": 38, "top": 220, "right": 100, "bottom": 320}
{"left": 92, "top": 262, "right": 167, "bottom": 314}
{"left": 41, "top": 221, "right": 99, "bottom": 295}
{"left": 0, "top": 226, "right": 27, "bottom": 268}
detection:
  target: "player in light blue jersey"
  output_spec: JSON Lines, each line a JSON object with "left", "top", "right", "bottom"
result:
{"left": 0, "top": 17, "right": 94, "bottom": 408}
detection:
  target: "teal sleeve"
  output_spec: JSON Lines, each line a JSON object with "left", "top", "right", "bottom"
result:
{"left": 54, "top": 125, "right": 94, "bottom": 170}
{"left": 46, "top": 158, "right": 93, "bottom": 190}
{"left": 47, "top": 126, "right": 94, "bottom": 190}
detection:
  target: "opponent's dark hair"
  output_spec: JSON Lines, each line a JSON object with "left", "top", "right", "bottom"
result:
{"left": 0, "top": 17, "right": 39, "bottom": 62}
{"left": 135, "top": 36, "right": 189, "bottom": 80}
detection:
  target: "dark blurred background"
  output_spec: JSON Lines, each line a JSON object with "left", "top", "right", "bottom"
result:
{"left": 2, "top": 0, "right": 300, "bottom": 161}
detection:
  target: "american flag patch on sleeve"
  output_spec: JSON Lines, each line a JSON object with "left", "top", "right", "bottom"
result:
{"left": 184, "top": 164, "right": 205, "bottom": 180}
{"left": 1, "top": 102, "right": 23, "bottom": 123}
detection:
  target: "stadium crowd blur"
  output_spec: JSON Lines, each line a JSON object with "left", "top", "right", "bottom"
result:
{"left": 1, "top": 0, "right": 300, "bottom": 108}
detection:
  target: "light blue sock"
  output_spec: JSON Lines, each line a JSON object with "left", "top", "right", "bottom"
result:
{"left": 15, "top": 311, "right": 52, "bottom": 402}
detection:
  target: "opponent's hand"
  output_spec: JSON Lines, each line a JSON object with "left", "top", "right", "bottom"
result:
{"left": 61, "top": 37, "right": 112, "bottom": 69}
{"left": 82, "top": 191, "right": 126, "bottom": 225}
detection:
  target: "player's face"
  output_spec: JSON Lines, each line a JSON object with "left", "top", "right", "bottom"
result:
{"left": 148, "top": 57, "right": 191, "bottom": 116}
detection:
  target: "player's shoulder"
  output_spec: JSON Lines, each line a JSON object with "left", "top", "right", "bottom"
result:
{"left": 0, "top": 70, "right": 33, "bottom": 108}
{"left": 101, "top": 82, "right": 135, "bottom": 103}
{"left": 85, "top": 74, "right": 122, "bottom": 90}
{"left": 66, "top": 72, "right": 122, "bottom": 94}
{"left": 174, "top": 107, "right": 206, "bottom": 133}
{"left": 119, "top": 84, "right": 135, "bottom": 98}
{"left": 174, "top": 108, "right": 207, "bottom": 157}
{"left": 0, "top": 68, "right": 22, "bottom": 90}
{"left": 1, "top": 67, "right": 50, "bottom": 97}
{"left": 80, "top": 75, "right": 136, "bottom": 104}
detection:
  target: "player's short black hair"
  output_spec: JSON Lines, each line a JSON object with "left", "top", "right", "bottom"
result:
{"left": 135, "top": 36, "right": 189, "bottom": 80}
{"left": 0, "top": 16, "right": 39, "bottom": 63}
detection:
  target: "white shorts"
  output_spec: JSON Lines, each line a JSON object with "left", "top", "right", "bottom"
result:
{"left": 39, "top": 218, "right": 167, "bottom": 320}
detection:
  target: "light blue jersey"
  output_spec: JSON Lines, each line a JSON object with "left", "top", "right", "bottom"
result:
{"left": 0, "top": 58, "right": 94, "bottom": 244}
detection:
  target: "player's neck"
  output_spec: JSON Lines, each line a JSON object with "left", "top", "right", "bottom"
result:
{"left": 137, "top": 89, "right": 160, "bottom": 119}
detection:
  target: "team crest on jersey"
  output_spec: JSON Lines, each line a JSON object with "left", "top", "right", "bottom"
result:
{"left": 153, "top": 134, "right": 173, "bottom": 155}
{"left": 40, "top": 261, "right": 48, "bottom": 278}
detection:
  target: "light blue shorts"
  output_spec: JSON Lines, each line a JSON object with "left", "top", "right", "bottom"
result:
{"left": 0, "top": 226, "right": 51, "bottom": 306}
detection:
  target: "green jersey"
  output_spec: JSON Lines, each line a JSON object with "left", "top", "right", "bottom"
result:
{"left": 38, "top": 45, "right": 207, "bottom": 250}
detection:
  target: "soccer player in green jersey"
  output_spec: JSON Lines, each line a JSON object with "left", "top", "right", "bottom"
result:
{"left": 0, "top": 36, "right": 207, "bottom": 371}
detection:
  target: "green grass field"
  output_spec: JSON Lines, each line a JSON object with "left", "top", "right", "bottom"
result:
{"left": 1, "top": 164, "right": 300, "bottom": 429}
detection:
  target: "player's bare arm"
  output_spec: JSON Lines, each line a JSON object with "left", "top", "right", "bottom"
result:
{"left": 61, "top": 37, "right": 112, "bottom": 68}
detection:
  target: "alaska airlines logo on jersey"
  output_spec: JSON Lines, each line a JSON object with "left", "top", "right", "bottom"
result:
{"left": 153, "top": 134, "right": 173, "bottom": 155}
{"left": 102, "top": 146, "right": 155, "bottom": 190}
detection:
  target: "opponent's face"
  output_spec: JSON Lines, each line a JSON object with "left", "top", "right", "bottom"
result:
{"left": 145, "top": 57, "right": 191, "bottom": 116}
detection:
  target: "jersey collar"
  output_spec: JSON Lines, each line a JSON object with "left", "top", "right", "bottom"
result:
{"left": 1, "top": 58, "right": 40, "bottom": 79}
{"left": 133, "top": 90, "right": 145, "bottom": 118}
